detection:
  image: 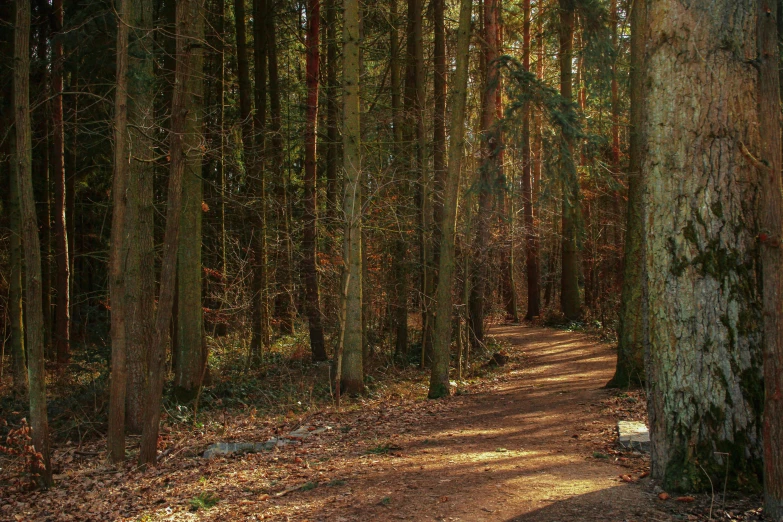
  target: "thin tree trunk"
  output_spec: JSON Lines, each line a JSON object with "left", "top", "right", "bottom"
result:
{"left": 325, "top": 0, "right": 339, "bottom": 222}
{"left": 139, "top": 0, "right": 204, "bottom": 466}
{"left": 108, "top": 0, "right": 131, "bottom": 463}
{"left": 13, "top": 0, "right": 53, "bottom": 485}
{"left": 607, "top": 0, "right": 645, "bottom": 388}
{"left": 431, "top": 0, "right": 445, "bottom": 272}
{"left": 558, "top": 0, "right": 580, "bottom": 321}
{"left": 468, "top": 0, "right": 499, "bottom": 351}
{"left": 428, "top": 0, "right": 472, "bottom": 398}
{"left": 52, "top": 0, "right": 70, "bottom": 369}
{"left": 757, "top": 1, "right": 783, "bottom": 517}
{"left": 341, "top": 0, "right": 364, "bottom": 395}
{"left": 522, "top": 0, "right": 539, "bottom": 320}
{"left": 267, "top": 1, "right": 295, "bottom": 336}
{"left": 8, "top": 93, "right": 27, "bottom": 396}
{"left": 303, "top": 0, "right": 327, "bottom": 361}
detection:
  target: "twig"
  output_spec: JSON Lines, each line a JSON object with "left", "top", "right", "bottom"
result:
{"left": 274, "top": 482, "right": 307, "bottom": 498}
{"left": 739, "top": 141, "right": 773, "bottom": 174}
{"left": 698, "top": 462, "right": 715, "bottom": 521}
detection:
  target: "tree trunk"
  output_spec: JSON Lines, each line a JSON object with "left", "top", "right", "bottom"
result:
{"left": 139, "top": 0, "right": 203, "bottom": 466}
{"left": 428, "top": 0, "right": 472, "bottom": 399}
{"left": 174, "top": 0, "right": 206, "bottom": 402}
{"left": 558, "top": 0, "right": 580, "bottom": 321}
{"left": 643, "top": 0, "right": 764, "bottom": 491}
{"left": 250, "top": 0, "right": 270, "bottom": 362}
{"left": 7, "top": 87, "right": 27, "bottom": 396}
{"left": 431, "top": 0, "right": 445, "bottom": 276}
{"left": 340, "top": 0, "right": 364, "bottom": 395}
{"left": 607, "top": 0, "right": 645, "bottom": 389}
{"left": 13, "top": 0, "right": 53, "bottom": 485}
{"left": 756, "top": 1, "right": 783, "bottom": 517}
{"left": 267, "top": 1, "right": 296, "bottom": 336}
{"left": 52, "top": 0, "right": 70, "bottom": 369}
{"left": 124, "top": 0, "right": 156, "bottom": 434}
{"left": 325, "top": 0, "right": 339, "bottom": 222}
{"left": 521, "top": 0, "right": 539, "bottom": 320}
{"left": 303, "top": 0, "right": 327, "bottom": 361}
{"left": 108, "top": 0, "right": 131, "bottom": 462}
{"left": 469, "top": 0, "right": 500, "bottom": 350}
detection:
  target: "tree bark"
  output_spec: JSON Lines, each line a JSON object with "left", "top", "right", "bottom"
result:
{"left": 7, "top": 81, "right": 27, "bottom": 396}
{"left": 174, "top": 0, "right": 206, "bottom": 402}
{"left": 558, "top": 0, "right": 580, "bottom": 321}
{"left": 267, "top": 1, "right": 296, "bottom": 336}
{"left": 14, "top": 0, "right": 53, "bottom": 485}
{"left": 303, "top": 0, "right": 327, "bottom": 361}
{"left": 522, "top": 0, "right": 540, "bottom": 320}
{"left": 469, "top": 0, "right": 500, "bottom": 350}
{"left": 52, "top": 0, "right": 70, "bottom": 369}
{"left": 643, "top": 0, "right": 764, "bottom": 491}
{"left": 325, "top": 0, "right": 339, "bottom": 222}
{"left": 340, "top": 0, "right": 364, "bottom": 395}
{"left": 428, "top": 0, "right": 472, "bottom": 399}
{"left": 756, "top": 1, "right": 783, "bottom": 516}
{"left": 108, "top": 0, "right": 131, "bottom": 463}
{"left": 607, "top": 0, "right": 645, "bottom": 389}
{"left": 250, "top": 0, "right": 270, "bottom": 362}
{"left": 139, "top": 0, "right": 203, "bottom": 466}
{"left": 124, "top": 0, "right": 156, "bottom": 434}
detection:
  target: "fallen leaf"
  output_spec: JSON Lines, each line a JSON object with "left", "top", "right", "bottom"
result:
{"left": 639, "top": 471, "right": 650, "bottom": 479}
{"left": 620, "top": 474, "right": 633, "bottom": 482}
{"left": 676, "top": 496, "right": 695, "bottom": 503}
{"left": 439, "top": 496, "right": 448, "bottom": 503}
{"left": 658, "top": 492, "right": 670, "bottom": 500}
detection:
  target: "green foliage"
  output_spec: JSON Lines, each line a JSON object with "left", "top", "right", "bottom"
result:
{"left": 301, "top": 481, "right": 318, "bottom": 491}
{"left": 189, "top": 491, "right": 220, "bottom": 511}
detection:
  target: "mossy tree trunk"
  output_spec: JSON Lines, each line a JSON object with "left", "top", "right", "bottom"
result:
{"left": 642, "top": 0, "right": 764, "bottom": 492}
{"left": 428, "top": 0, "right": 472, "bottom": 399}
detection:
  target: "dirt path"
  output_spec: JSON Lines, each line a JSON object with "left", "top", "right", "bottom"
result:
{"left": 259, "top": 325, "right": 667, "bottom": 522}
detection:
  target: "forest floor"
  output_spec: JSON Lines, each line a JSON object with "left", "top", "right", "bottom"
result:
{"left": 1, "top": 325, "right": 768, "bottom": 521}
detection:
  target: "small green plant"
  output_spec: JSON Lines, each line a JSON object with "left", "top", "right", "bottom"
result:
{"left": 327, "top": 479, "right": 346, "bottom": 487}
{"left": 301, "top": 481, "right": 318, "bottom": 491}
{"left": 592, "top": 451, "right": 609, "bottom": 459}
{"left": 189, "top": 491, "right": 219, "bottom": 511}
{"left": 380, "top": 496, "right": 391, "bottom": 506}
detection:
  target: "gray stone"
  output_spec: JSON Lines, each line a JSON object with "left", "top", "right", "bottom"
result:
{"left": 617, "top": 421, "right": 650, "bottom": 453}
{"left": 203, "top": 441, "right": 276, "bottom": 459}
{"left": 287, "top": 425, "right": 331, "bottom": 440}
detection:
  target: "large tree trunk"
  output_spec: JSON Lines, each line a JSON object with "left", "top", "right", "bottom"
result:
{"left": 52, "top": 0, "right": 70, "bottom": 369}
{"left": 607, "top": 0, "right": 645, "bottom": 388}
{"left": 139, "top": 0, "right": 203, "bottom": 466}
{"left": 431, "top": 0, "right": 445, "bottom": 278}
{"left": 124, "top": 0, "right": 156, "bottom": 434}
{"left": 643, "top": 0, "right": 764, "bottom": 491}
{"left": 13, "top": 0, "right": 53, "bottom": 485}
{"left": 108, "top": 0, "right": 131, "bottom": 463}
{"left": 174, "top": 0, "right": 206, "bottom": 402}
{"left": 324, "top": 0, "right": 339, "bottom": 222}
{"left": 340, "top": 0, "right": 364, "bottom": 395}
{"left": 428, "top": 0, "right": 472, "bottom": 399}
{"left": 468, "top": 0, "right": 500, "bottom": 350}
{"left": 521, "top": 0, "right": 539, "bottom": 320}
{"left": 558, "top": 0, "right": 580, "bottom": 321}
{"left": 303, "top": 0, "right": 327, "bottom": 361}
{"left": 756, "top": 1, "right": 783, "bottom": 517}
{"left": 250, "top": 0, "right": 270, "bottom": 362}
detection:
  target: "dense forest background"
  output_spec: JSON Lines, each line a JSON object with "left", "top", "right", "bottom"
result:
{"left": 2, "top": 0, "right": 783, "bottom": 518}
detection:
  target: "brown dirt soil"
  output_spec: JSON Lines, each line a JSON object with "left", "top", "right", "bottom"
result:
{"left": 1, "top": 326, "right": 766, "bottom": 521}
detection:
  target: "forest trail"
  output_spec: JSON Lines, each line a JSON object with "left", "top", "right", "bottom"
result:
{"left": 249, "top": 326, "right": 670, "bottom": 521}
